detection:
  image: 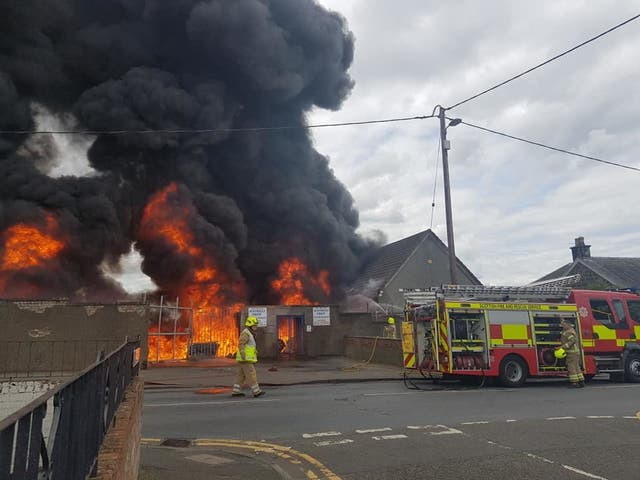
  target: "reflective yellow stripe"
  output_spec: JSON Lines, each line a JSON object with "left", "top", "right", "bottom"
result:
{"left": 635, "top": 326, "right": 640, "bottom": 339}
{"left": 401, "top": 322, "right": 414, "bottom": 354}
{"left": 592, "top": 325, "right": 616, "bottom": 340}
{"left": 501, "top": 324, "right": 529, "bottom": 340}
{"left": 403, "top": 353, "right": 416, "bottom": 368}
{"left": 445, "top": 302, "right": 577, "bottom": 312}
{"left": 617, "top": 339, "right": 629, "bottom": 347}
{"left": 491, "top": 339, "right": 504, "bottom": 346}
{"left": 582, "top": 339, "right": 595, "bottom": 347}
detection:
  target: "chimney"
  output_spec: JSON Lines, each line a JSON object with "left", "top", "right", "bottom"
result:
{"left": 571, "top": 237, "right": 591, "bottom": 261}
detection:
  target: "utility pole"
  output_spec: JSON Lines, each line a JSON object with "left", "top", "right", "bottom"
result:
{"left": 438, "top": 106, "right": 458, "bottom": 284}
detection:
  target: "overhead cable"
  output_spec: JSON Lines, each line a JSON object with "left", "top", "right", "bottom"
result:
{"left": 457, "top": 120, "right": 640, "bottom": 172}
{"left": 0, "top": 115, "right": 435, "bottom": 136}
{"left": 446, "top": 13, "right": 640, "bottom": 110}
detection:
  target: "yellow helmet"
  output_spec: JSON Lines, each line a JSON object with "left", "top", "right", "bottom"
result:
{"left": 387, "top": 317, "right": 395, "bottom": 325}
{"left": 554, "top": 348, "right": 566, "bottom": 359}
{"left": 245, "top": 316, "right": 258, "bottom": 327}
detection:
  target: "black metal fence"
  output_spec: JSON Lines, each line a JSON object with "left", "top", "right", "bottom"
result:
{"left": 0, "top": 338, "right": 141, "bottom": 480}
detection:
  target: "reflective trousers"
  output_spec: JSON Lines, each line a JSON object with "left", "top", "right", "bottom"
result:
{"left": 566, "top": 352, "right": 584, "bottom": 383}
{"left": 233, "top": 362, "right": 261, "bottom": 394}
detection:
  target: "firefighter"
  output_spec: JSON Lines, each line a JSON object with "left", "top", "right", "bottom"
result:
{"left": 383, "top": 317, "right": 397, "bottom": 338}
{"left": 232, "top": 316, "right": 265, "bottom": 397}
{"left": 558, "top": 318, "right": 585, "bottom": 388}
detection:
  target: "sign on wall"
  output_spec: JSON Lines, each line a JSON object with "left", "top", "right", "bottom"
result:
{"left": 312, "top": 306, "right": 331, "bottom": 326}
{"left": 248, "top": 306, "right": 268, "bottom": 327}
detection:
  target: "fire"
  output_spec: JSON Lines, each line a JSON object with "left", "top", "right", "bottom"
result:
{"left": 140, "top": 183, "right": 244, "bottom": 361}
{"left": 278, "top": 317, "right": 297, "bottom": 355}
{"left": 0, "top": 214, "right": 65, "bottom": 295}
{"left": 271, "top": 257, "right": 331, "bottom": 305}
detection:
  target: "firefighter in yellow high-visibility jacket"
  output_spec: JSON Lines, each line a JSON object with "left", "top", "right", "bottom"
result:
{"left": 383, "top": 317, "right": 397, "bottom": 338}
{"left": 558, "top": 318, "right": 585, "bottom": 388}
{"left": 232, "top": 316, "right": 265, "bottom": 397}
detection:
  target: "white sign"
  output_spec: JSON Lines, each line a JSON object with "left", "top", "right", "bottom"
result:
{"left": 312, "top": 307, "right": 331, "bottom": 326}
{"left": 247, "top": 306, "right": 268, "bottom": 327}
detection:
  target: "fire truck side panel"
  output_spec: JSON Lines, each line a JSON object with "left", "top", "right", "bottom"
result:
{"left": 569, "top": 290, "right": 640, "bottom": 376}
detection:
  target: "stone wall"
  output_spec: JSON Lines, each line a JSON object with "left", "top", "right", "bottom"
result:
{"left": 0, "top": 301, "right": 150, "bottom": 378}
{"left": 344, "top": 336, "right": 403, "bottom": 366}
{"left": 95, "top": 377, "right": 143, "bottom": 480}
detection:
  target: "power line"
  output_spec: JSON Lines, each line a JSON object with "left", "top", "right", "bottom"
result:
{"left": 429, "top": 135, "right": 441, "bottom": 230}
{"left": 457, "top": 119, "right": 640, "bottom": 172}
{"left": 446, "top": 13, "right": 640, "bottom": 111}
{"left": 0, "top": 115, "right": 435, "bottom": 136}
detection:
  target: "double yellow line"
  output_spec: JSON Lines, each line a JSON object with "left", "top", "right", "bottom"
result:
{"left": 142, "top": 437, "right": 342, "bottom": 480}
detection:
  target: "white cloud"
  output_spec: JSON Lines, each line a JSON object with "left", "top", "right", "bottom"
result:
{"left": 314, "top": 0, "right": 640, "bottom": 285}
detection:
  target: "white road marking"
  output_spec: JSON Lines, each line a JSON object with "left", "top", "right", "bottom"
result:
{"left": 313, "top": 439, "right": 354, "bottom": 447}
{"left": 562, "top": 464, "right": 609, "bottom": 479}
{"left": 372, "top": 435, "right": 407, "bottom": 441}
{"left": 586, "top": 416, "right": 614, "bottom": 419}
{"left": 406, "top": 425, "right": 462, "bottom": 435}
{"left": 461, "top": 421, "right": 489, "bottom": 425}
{"left": 363, "top": 392, "right": 416, "bottom": 397}
{"left": 302, "top": 432, "right": 342, "bottom": 438}
{"left": 144, "top": 399, "right": 280, "bottom": 407}
{"left": 623, "top": 416, "right": 637, "bottom": 419}
{"left": 430, "top": 425, "right": 463, "bottom": 435}
{"left": 356, "top": 428, "right": 392, "bottom": 434}
{"left": 545, "top": 416, "right": 576, "bottom": 420}
{"left": 506, "top": 419, "right": 517, "bottom": 422}
{"left": 525, "top": 452, "right": 554, "bottom": 464}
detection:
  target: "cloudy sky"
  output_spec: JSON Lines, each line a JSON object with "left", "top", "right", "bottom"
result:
{"left": 309, "top": 0, "right": 640, "bottom": 285}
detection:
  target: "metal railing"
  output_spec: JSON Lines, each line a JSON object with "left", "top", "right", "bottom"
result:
{"left": 0, "top": 338, "right": 141, "bottom": 480}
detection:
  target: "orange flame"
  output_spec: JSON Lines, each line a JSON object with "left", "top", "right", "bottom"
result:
{"left": 271, "top": 257, "right": 330, "bottom": 305}
{"left": 0, "top": 215, "right": 65, "bottom": 295}
{"left": 140, "top": 183, "right": 245, "bottom": 361}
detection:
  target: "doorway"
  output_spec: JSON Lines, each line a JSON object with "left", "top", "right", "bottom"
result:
{"left": 277, "top": 315, "right": 304, "bottom": 359}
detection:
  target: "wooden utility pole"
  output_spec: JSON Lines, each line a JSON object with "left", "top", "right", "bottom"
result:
{"left": 438, "top": 106, "right": 458, "bottom": 284}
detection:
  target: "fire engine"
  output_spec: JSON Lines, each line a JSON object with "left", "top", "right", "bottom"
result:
{"left": 401, "top": 284, "right": 640, "bottom": 387}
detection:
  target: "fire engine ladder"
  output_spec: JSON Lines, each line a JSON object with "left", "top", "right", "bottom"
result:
{"left": 440, "top": 284, "right": 572, "bottom": 302}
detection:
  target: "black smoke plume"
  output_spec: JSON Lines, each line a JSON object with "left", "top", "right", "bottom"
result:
{"left": 0, "top": 0, "right": 377, "bottom": 303}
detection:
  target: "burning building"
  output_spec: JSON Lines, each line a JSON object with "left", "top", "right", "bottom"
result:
{"left": 0, "top": 1, "right": 379, "bottom": 360}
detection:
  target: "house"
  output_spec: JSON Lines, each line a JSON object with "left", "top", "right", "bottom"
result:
{"left": 348, "top": 229, "right": 481, "bottom": 311}
{"left": 534, "top": 237, "right": 640, "bottom": 291}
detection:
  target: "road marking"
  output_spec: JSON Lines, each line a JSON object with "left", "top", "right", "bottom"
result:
{"left": 545, "top": 416, "right": 576, "bottom": 420}
{"left": 355, "top": 428, "right": 392, "bottom": 434}
{"left": 586, "top": 416, "right": 614, "bottom": 419}
{"left": 525, "top": 452, "right": 554, "bottom": 464}
{"left": 313, "top": 439, "right": 354, "bottom": 447}
{"left": 306, "top": 470, "right": 319, "bottom": 479}
{"left": 144, "top": 399, "right": 280, "bottom": 407}
{"left": 506, "top": 419, "right": 517, "bottom": 422}
{"left": 562, "top": 464, "right": 609, "bottom": 479}
{"left": 461, "top": 421, "right": 489, "bottom": 425}
{"left": 636, "top": 411, "right": 640, "bottom": 420}
{"left": 623, "top": 416, "right": 637, "bottom": 419}
{"left": 185, "top": 454, "right": 234, "bottom": 466}
{"left": 372, "top": 434, "right": 407, "bottom": 441}
{"left": 141, "top": 438, "right": 163, "bottom": 445}
{"left": 193, "top": 439, "right": 342, "bottom": 480}
{"left": 407, "top": 425, "right": 462, "bottom": 435}
{"left": 303, "top": 432, "right": 342, "bottom": 438}
{"left": 363, "top": 392, "right": 416, "bottom": 396}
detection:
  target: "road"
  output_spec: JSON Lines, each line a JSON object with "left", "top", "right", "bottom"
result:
{"left": 143, "top": 379, "right": 640, "bottom": 479}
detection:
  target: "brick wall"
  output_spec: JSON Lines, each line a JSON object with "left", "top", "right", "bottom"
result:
{"left": 95, "top": 377, "right": 144, "bottom": 480}
{"left": 344, "top": 336, "right": 402, "bottom": 366}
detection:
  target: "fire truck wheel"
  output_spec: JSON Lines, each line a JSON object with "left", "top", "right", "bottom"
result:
{"left": 624, "top": 353, "right": 640, "bottom": 383}
{"left": 498, "top": 355, "right": 527, "bottom": 388}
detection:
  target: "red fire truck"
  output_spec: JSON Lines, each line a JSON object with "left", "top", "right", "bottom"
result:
{"left": 401, "top": 284, "right": 640, "bottom": 387}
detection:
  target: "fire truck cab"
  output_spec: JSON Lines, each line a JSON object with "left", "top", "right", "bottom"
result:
{"left": 401, "top": 285, "right": 640, "bottom": 387}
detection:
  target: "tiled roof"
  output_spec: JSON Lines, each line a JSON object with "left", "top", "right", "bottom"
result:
{"left": 350, "top": 229, "right": 480, "bottom": 296}
{"left": 535, "top": 257, "right": 640, "bottom": 289}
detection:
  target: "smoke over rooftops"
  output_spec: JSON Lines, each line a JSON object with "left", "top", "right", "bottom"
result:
{"left": 0, "top": 0, "right": 378, "bottom": 302}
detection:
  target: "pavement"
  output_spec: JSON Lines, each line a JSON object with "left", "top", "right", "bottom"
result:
{"left": 141, "top": 355, "right": 404, "bottom": 389}
{"left": 139, "top": 356, "right": 405, "bottom": 479}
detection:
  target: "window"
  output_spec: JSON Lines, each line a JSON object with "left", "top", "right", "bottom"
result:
{"left": 589, "top": 299, "right": 615, "bottom": 327}
{"left": 612, "top": 299, "right": 628, "bottom": 328}
{"left": 628, "top": 301, "right": 640, "bottom": 324}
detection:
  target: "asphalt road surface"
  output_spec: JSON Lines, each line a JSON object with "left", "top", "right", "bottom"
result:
{"left": 143, "top": 379, "right": 640, "bottom": 479}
